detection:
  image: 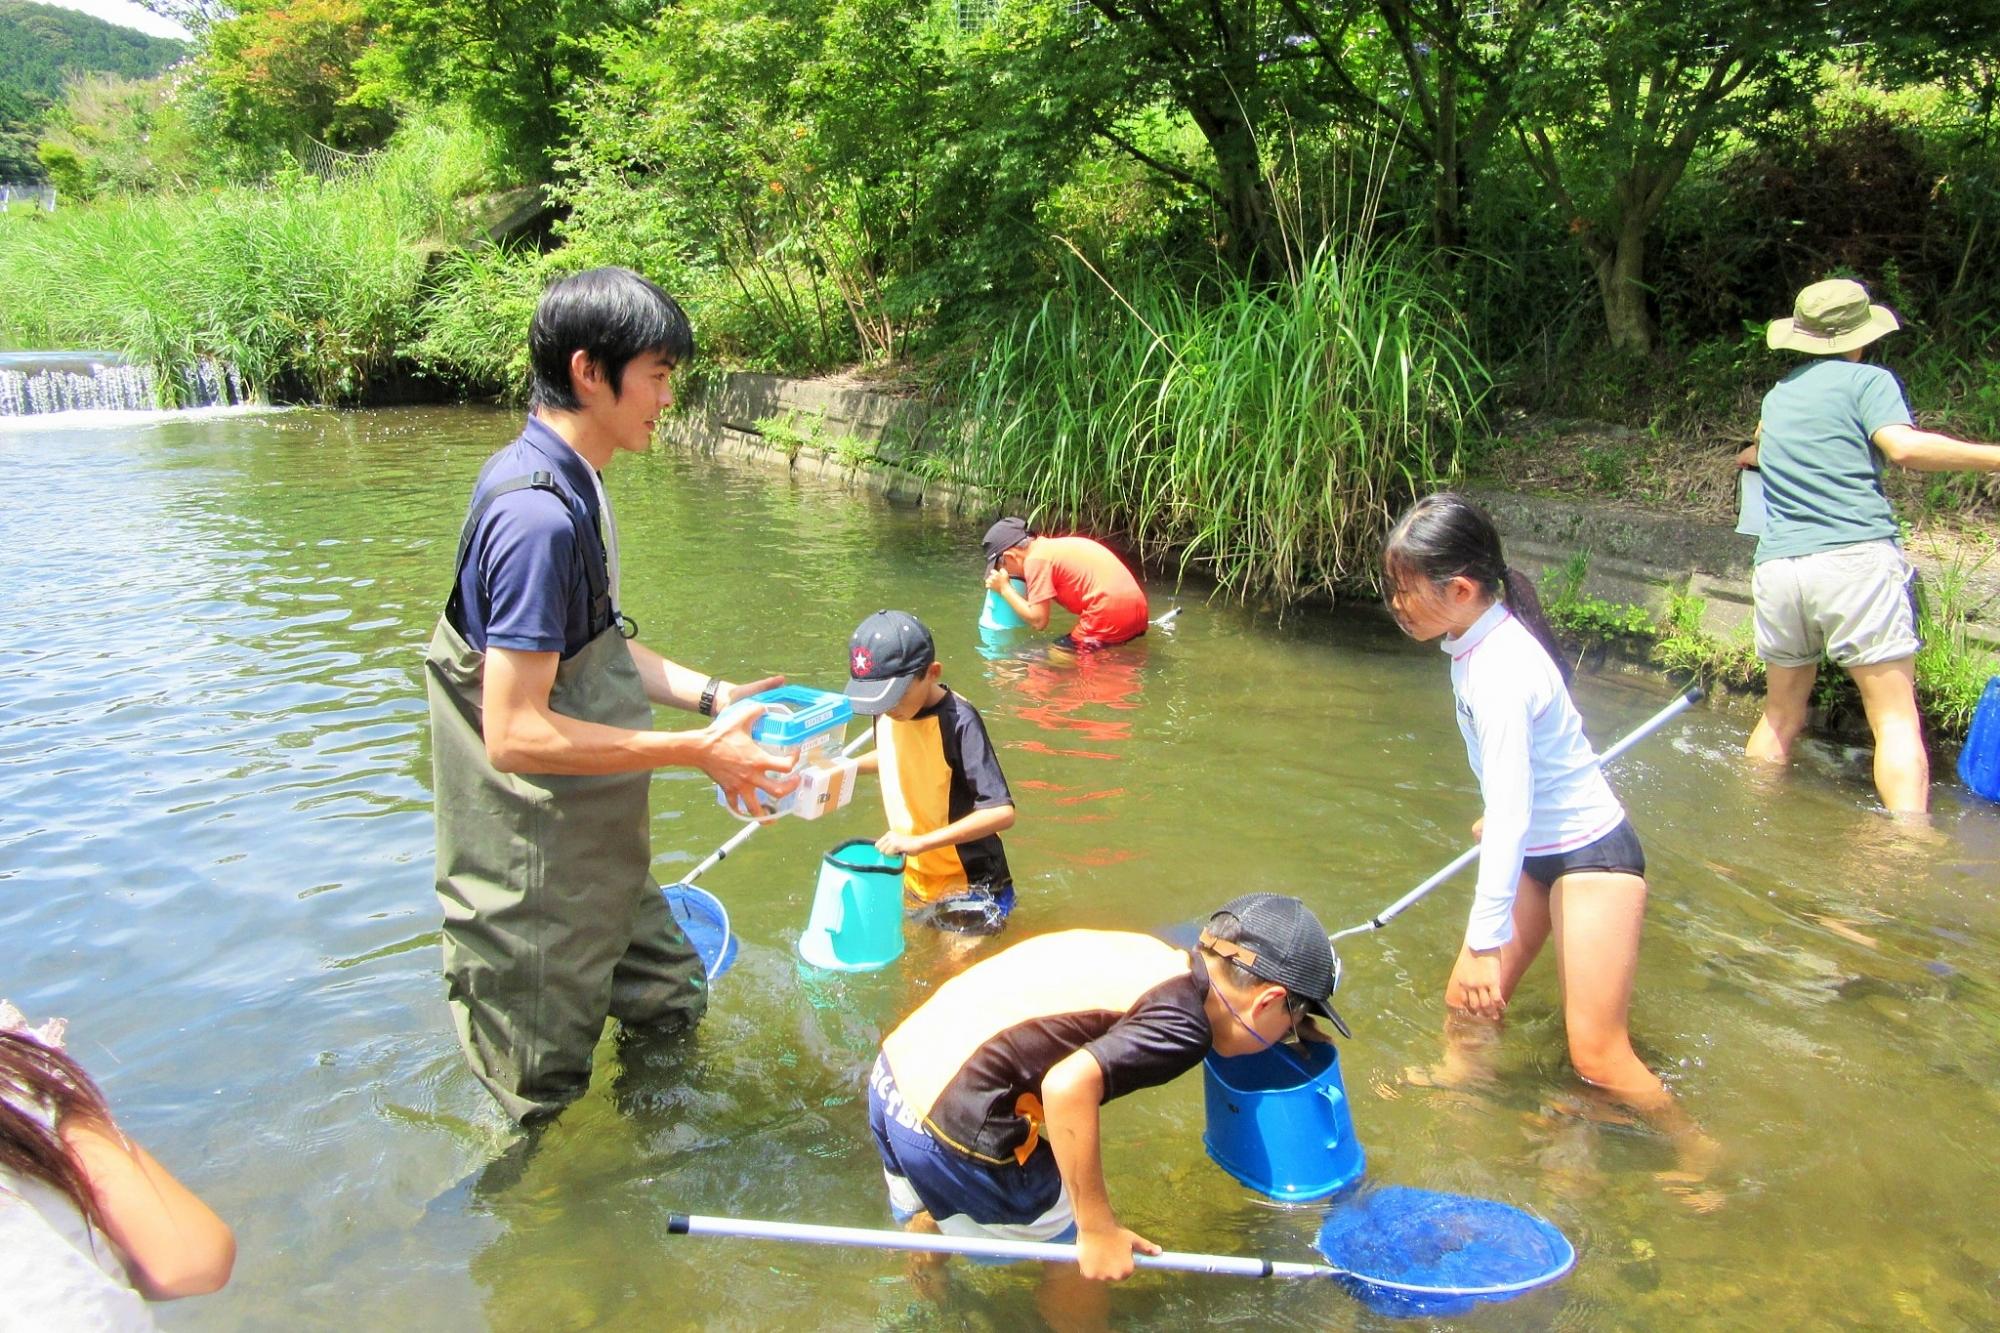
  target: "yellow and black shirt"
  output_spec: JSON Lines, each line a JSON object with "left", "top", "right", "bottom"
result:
{"left": 879, "top": 930, "right": 1213, "bottom": 1166}
{"left": 876, "top": 686, "right": 1013, "bottom": 903}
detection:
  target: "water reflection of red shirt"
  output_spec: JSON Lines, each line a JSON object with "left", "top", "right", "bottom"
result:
{"left": 1024, "top": 537, "right": 1148, "bottom": 647}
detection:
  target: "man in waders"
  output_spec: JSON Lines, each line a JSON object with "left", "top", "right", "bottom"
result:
{"left": 425, "top": 267, "right": 795, "bottom": 1122}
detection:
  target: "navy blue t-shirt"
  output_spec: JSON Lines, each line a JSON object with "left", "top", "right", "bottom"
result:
{"left": 452, "top": 417, "right": 611, "bottom": 659}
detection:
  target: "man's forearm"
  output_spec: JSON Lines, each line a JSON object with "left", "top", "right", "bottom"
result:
{"left": 487, "top": 703, "right": 711, "bottom": 776}
{"left": 628, "top": 640, "right": 715, "bottom": 712}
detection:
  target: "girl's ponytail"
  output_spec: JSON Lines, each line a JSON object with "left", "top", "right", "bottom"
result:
{"left": 1498, "top": 566, "right": 1572, "bottom": 683}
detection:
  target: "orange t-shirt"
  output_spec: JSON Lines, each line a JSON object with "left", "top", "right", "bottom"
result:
{"left": 1023, "top": 536, "right": 1148, "bottom": 647}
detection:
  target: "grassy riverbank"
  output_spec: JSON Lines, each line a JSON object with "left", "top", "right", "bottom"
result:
{"left": 0, "top": 115, "right": 510, "bottom": 403}
{"left": 1537, "top": 551, "right": 1996, "bottom": 742}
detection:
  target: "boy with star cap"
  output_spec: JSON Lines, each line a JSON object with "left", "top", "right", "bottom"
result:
{"left": 866, "top": 893, "right": 1349, "bottom": 1324}
{"left": 845, "top": 610, "right": 1018, "bottom": 935}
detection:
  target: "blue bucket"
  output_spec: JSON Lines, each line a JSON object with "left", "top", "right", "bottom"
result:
{"left": 979, "top": 579, "right": 1029, "bottom": 632}
{"left": 798, "top": 840, "right": 906, "bottom": 972}
{"left": 1203, "top": 1041, "right": 1365, "bottom": 1203}
{"left": 1957, "top": 675, "right": 2000, "bottom": 802}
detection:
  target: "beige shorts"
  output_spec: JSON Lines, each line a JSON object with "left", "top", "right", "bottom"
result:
{"left": 1751, "top": 539, "right": 1921, "bottom": 669}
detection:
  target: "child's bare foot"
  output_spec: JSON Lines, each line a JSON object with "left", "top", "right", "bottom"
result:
{"left": 1538, "top": 1091, "right": 1642, "bottom": 1129}
{"left": 1655, "top": 1169, "right": 1729, "bottom": 1214}
{"left": 1400, "top": 1058, "right": 1496, "bottom": 1093}
{"left": 904, "top": 1251, "right": 950, "bottom": 1303}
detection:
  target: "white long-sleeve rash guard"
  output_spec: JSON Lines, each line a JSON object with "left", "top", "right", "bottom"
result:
{"left": 1443, "top": 602, "right": 1626, "bottom": 951}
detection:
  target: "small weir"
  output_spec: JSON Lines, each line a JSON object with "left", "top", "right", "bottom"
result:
{"left": 0, "top": 350, "right": 249, "bottom": 416}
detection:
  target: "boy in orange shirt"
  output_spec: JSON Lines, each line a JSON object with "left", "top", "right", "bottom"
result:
{"left": 981, "top": 517, "right": 1149, "bottom": 651}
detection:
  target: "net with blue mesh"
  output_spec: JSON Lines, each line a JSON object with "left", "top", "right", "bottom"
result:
{"left": 665, "top": 884, "right": 738, "bottom": 981}
{"left": 1313, "top": 1185, "right": 1575, "bottom": 1318}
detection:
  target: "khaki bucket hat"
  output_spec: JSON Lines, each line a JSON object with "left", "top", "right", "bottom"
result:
{"left": 1767, "top": 278, "right": 1900, "bottom": 355}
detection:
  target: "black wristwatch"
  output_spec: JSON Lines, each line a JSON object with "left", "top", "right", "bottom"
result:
{"left": 699, "top": 677, "right": 723, "bottom": 717}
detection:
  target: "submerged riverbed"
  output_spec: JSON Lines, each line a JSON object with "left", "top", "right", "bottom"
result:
{"left": 3, "top": 405, "right": 1997, "bottom": 1330}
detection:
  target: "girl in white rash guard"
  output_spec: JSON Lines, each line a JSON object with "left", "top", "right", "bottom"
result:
{"left": 1381, "top": 494, "right": 1682, "bottom": 1125}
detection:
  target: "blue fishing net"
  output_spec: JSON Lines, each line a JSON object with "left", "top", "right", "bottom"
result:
{"left": 1313, "top": 1185, "right": 1575, "bottom": 1318}
{"left": 665, "top": 884, "right": 738, "bottom": 981}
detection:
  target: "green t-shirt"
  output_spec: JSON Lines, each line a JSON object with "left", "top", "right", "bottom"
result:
{"left": 1754, "top": 358, "right": 1912, "bottom": 563}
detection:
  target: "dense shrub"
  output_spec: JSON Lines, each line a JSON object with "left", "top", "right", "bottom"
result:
{"left": 948, "top": 243, "right": 1490, "bottom": 599}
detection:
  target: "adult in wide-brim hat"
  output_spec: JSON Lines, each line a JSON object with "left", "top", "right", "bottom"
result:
{"left": 1741, "top": 274, "right": 2000, "bottom": 817}
{"left": 1766, "top": 278, "right": 1899, "bottom": 356}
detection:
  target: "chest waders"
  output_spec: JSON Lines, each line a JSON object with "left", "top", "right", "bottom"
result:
{"left": 426, "top": 472, "right": 706, "bottom": 1123}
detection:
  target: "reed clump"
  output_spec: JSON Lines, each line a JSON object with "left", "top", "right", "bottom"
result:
{"left": 0, "top": 115, "right": 500, "bottom": 404}
{"left": 949, "top": 242, "right": 1490, "bottom": 600}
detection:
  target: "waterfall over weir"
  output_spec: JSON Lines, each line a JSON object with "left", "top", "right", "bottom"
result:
{"left": 0, "top": 351, "right": 249, "bottom": 417}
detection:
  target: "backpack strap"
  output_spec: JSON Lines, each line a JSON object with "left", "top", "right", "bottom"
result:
{"left": 445, "top": 471, "right": 613, "bottom": 640}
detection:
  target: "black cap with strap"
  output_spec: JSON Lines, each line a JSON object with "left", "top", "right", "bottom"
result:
{"left": 1201, "top": 892, "right": 1351, "bottom": 1038}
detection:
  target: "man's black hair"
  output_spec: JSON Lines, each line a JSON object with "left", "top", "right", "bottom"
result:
{"left": 528, "top": 267, "right": 695, "bottom": 412}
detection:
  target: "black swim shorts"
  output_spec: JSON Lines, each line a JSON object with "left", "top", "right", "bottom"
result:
{"left": 1520, "top": 819, "right": 1646, "bottom": 887}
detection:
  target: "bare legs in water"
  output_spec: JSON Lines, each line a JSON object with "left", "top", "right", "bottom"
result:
{"left": 1416, "top": 870, "right": 1721, "bottom": 1205}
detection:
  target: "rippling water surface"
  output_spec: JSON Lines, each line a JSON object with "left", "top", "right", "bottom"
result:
{"left": 3, "top": 406, "right": 1997, "bottom": 1330}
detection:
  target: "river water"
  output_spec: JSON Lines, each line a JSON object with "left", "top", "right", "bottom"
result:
{"left": 2, "top": 405, "right": 1996, "bottom": 1330}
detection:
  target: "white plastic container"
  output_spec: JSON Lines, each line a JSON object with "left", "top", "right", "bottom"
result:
{"left": 713, "top": 685, "right": 854, "bottom": 820}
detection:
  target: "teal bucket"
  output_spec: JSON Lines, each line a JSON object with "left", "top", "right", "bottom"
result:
{"left": 798, "top": 839, "right": 906, "bottom": 972}
{"left": 979, "top": 580, "right": 1029, "bottom": 632}
{"left": 1203, "top": 1042, "right": 1366, "bottom": 1203}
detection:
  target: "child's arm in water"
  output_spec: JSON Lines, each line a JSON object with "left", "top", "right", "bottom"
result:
{"left": 876, "top": 803, "right": 1014, "bottom": 857}
{"left": 62, "top": 1116, "right": 236, "bottom": 1300}
{"left": 1041, "top": 1049, "right": 1161, "bottom": 1281}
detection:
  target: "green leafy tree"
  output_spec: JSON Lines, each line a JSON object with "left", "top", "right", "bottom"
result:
{"left": 1506, "top": 1, "right": 1814, "bottom": 352}
{"left": 202, "top": 0, "right": 394, "bottom": 158}
{"left": 354, "top": 0, "right": 648, "bottom": 173}
{"left": 1278, "top": 0, "right": 1562, "bottom": 251}
{"left": 0, "top": 83, "right": 46, "bottom": 181}
{"left": 560, "top": 0, "right": 1067, "bottom": 364}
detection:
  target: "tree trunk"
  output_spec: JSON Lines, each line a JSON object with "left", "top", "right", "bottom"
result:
{"left": 1593, "top": 211, "right": 1653, "bottom": 354}
{"left": 1430, "top": 1, "right": 1464, "bottom": 252}
{"left": 1192, "top": 97, "right": 1277, "bottom": 277}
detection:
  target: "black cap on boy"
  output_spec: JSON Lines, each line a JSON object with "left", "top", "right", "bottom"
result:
{"left": 982, "top": 517, "right": 1034, "bottom": 570}
{"left": 844, "top": 610, "right": 937, "bottom": 716}
{"left": 1201, "top": 892, "right": 1352, "bottom": 1039}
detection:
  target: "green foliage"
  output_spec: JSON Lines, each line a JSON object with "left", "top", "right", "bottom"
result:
{"left": 1914, "top": 552, "right": 2000, "bottom": 737}
{"left": 200, "top": 0, "right": 392, "bottom": 162}
{"left": 409, "top": 243, "right": 550, "bottom": 397}
{"left": 353, "top": 0, "right": 647, "bottom": 174}
{"left": 754, "top": 410, "right": 880, "bottom": 466}
{"left": 556, "top": 0, "right": 1070, "bottom": 370}
{"left": 1651, "top": 586, "right": 1763, "bottom": 688}
{"left": 946, "top": 241, "right": 1488, "bottom": 599}
{"left": 0, "top": 80, "right": 47, "bottom": 181}
{"left": 0, "top": 114, "right": 502, "bottom": 402}
{"left": 0, "top": 0, "right": 186, "bottom": 102}
{"left": 1529, "top": 556, "right": 1991, "bottom": 739}
{"left": 30, "top": 72, "right": 215, "bottom": 199}
{"left": 1539, "top": 552, "right": 1656, "bottom": 641}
